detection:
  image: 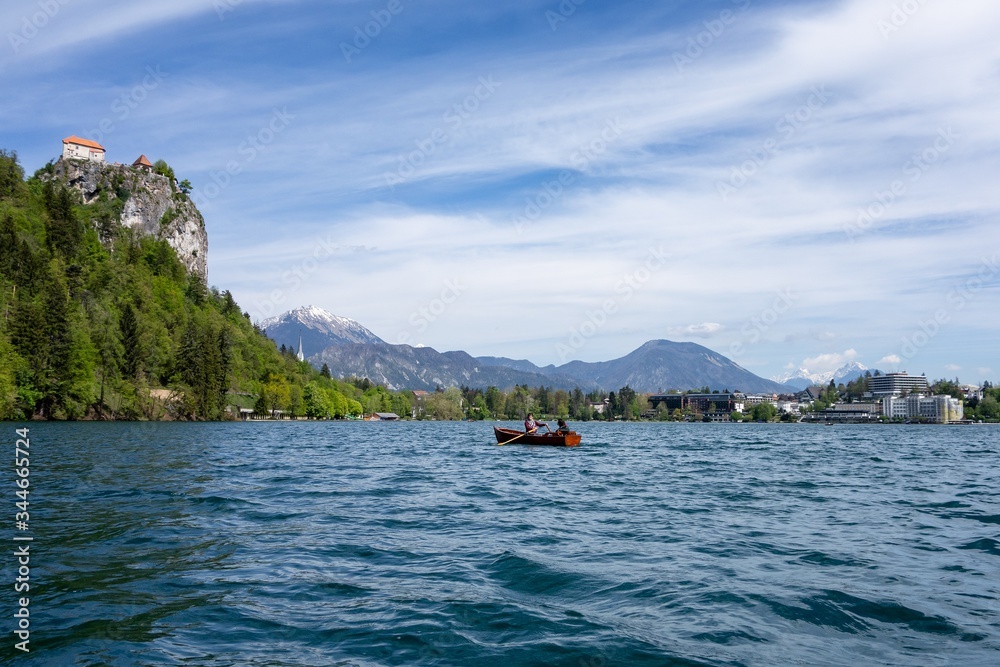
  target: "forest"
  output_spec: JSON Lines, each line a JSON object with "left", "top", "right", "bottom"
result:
{"left": 3, "top": 148, "right": 996, "bottom": 423}
{"left": 0, "top": 149, "right": 394, "bottom": 420}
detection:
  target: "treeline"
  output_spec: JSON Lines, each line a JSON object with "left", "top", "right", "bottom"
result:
{"left": 931, "top": 378, "right": 1000, "bottom": 421}
{"left": 0, "top": 149, "right": 413, "bottom": 420}
{"left": 415, "top": 384, "right": 647, "bottom": 421}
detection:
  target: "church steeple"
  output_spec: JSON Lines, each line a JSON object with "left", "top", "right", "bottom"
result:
{"left": 296, "top": 334, "right": 304, "bottom": 362}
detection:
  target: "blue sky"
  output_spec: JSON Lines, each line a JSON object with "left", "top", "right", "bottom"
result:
{"left": 3, "top": 0, "right": 998, "bottom": 383}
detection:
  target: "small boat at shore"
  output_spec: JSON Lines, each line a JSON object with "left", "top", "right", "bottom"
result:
{"left": 494, "top": 426, "right": 581, "bottom": 447}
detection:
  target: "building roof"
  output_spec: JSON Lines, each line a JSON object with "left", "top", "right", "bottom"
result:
{"left": 62, "top": 135, "right": 105, "bottom": 151}
{"left": 132, "top": 154, "right": 153, "bottom": 167}
{"left": 798, "top": 386, "right": 825, "bottom": 400}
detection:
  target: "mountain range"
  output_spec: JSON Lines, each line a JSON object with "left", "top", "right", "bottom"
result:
{"left": 263, "top": 307, "right": 792, "bottom": 394}
{"left": 261, "top": 305, "right": 384, "bottom": 354}
{"left": 772, "top": 362, "right": 872, "bottom": 390}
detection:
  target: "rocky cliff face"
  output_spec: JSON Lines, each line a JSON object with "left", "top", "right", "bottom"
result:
{"left": 51, "top": 158, "right": 208, "bottom": 278}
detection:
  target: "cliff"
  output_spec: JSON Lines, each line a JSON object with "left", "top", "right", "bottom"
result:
{"left": 49, "top": 158, "right": 208, "bottom": 278}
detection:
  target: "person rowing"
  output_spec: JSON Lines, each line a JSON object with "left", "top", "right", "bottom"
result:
{"left": 524, "top": 413, "right": 549, "bottom": 434}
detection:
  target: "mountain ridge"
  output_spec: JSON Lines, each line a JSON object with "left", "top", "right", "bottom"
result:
{"left": 773, "top": 361, "right": 870, "bottom": 390}
{"left": 310, "top": 338, "right": 791, "bottom": 393}
{"left": 268, "top": 306, "right": 795, "bottom": 393}
{"left": 261, "top": 305, "right": 384, "bottom": 358}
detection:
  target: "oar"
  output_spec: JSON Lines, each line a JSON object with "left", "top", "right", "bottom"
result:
{"left": 497, "top": 428, "right": 536, "bottom": 446}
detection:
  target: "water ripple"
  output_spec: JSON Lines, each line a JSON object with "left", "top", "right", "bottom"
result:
{"left": 13, "top": 421, "right": 1000, "bottom": 666}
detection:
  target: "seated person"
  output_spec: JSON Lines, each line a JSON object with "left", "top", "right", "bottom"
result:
{"left": 555, "top": 419, "right": 570, "bottom": 434}
{"left": 524, "top": 413, "right": 547, "bottom": 433}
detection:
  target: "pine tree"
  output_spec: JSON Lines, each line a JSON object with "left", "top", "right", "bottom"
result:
{"left": 119, "top": 303, "right": 141, "bottom": 379}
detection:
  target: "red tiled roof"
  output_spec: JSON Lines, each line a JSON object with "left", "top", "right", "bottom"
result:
{"left": 62, "top": 135, "right": 105, "bottom": 151}
{"left": 132, "top": 154, "right": 153, "bottom": 167}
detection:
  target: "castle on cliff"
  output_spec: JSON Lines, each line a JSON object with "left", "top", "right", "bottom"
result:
{"left": 62, "top": 135, "right": 154, "bottom": 173}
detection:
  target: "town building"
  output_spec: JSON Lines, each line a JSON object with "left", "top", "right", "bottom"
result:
{"left": 742, "top": 393, "right": 778, "bottom": 407}
{"left": 868, "top": 372, "right": 930, "bottom": 397}
{"left": 827, "top": 402, "right": 880, "bottom": 413}
{"left": 62, "top": 135, "right": 105, "bottom": 162}
{"left": 132, "top": 154, "right": 153, "bottom": 171}
{"left": 776, "top": 400, "right": 800, "bottom": 414}
{"left": 588, "top": 398, "right": 610, "bottom": 415}
{"left": 797, "top": 386, "right": 825, "bottom": 404}
{"left": 882, "top": 395, "right": 963, "bottom": 423}
{"left": 649, "top": 393, "right": 745, "bottom": 416}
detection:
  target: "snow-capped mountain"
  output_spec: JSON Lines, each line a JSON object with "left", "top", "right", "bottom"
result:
{"left": 774, "top": 361, "right": 869, "bottom": 390}
{"left": 260, "top": 306, "right": 384, "bottom": 358}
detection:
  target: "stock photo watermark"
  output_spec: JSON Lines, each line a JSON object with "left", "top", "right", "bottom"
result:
{"left": 546, "top": 0, "right": 588, "bottom": 31}
{"left": 728, "top": 289, "right": 798, "bottom": 357}
{"left": 84, "top": 66, "right": 167, "bottom": 145}
{"left": 214, "top": 0, "right": 245, "bottom": 21}
{"left": 383, "top": 75, "right": 502, "bottom": 189}
{"left": 340, "top": 0, "right": 410, "bottom": 63}
{"left": 556, "top": 246, "right": 669, "bottom": 360}
{"left": 512, "top": 117, "right": 624, "bottom": 233}
{"left": 878, "top": 0, "right": 930, "bottom": 40}
{"left": 893, "top": 255, "right": 998, "bottom": 362}
{"left": 8, "top": 0, "right": 71, "bottom": 54}
{"left": 845, "top": 127, "right": 958, "bottom": 241}
{"left": 673, "top": 0, "right": 752, "bottom": 72}
{"left": 253, "top": 239, "right": 375, "bottom": 320}
{"left": 397, "top": 278, "right": 467, "bottom": 345}
{"left": 716, "top": 86, "right": 831, "bottom": 201}
{"left": 191, "top": 108, "right": 294, "bottom": 206}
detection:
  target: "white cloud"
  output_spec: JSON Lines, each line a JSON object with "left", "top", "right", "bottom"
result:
{"left": 666, "top": 323, "right": 724, "bottom": 339}
{"left": 4, "top": 0, "right": 999, "bottom": 376}
{"left": 801, "top": 349, "right": 859, "bottom": 374}
{"left": 879, "top": 355, "right": 903, "bottom": 366}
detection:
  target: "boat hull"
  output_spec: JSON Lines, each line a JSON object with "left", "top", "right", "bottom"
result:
{"left": 494, "top": 426, "right": 581, "bottom": 447}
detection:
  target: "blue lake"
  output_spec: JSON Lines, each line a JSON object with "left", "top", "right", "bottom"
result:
{"left": 6, "top": 421, "right": 1000, "bottom": 666}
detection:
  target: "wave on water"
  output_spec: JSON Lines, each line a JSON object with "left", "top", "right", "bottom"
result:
{"left": 16, "top": 421, "right": 1000, "bottom": 666}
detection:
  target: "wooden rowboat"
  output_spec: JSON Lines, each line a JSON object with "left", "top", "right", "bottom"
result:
{"left": 494, "top": 426, "right": 581, "bottom": 447}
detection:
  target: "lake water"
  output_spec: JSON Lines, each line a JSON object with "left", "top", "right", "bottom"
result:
{"left": 5, "top": 421, "right": 1000, "bottom": 666}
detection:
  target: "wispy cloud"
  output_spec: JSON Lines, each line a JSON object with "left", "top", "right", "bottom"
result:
{"left": 3, "top": 0, "right": 999, "bottom": 382}
{"left": 667, "top": 323, "right": 725, "bottom": 339}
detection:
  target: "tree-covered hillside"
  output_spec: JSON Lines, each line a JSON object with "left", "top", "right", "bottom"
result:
{"left": 0, "top": 149, "right": 373, "bottom": 420}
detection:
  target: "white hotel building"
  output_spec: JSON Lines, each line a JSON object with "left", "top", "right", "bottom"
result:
{"left": 882, "top": 395, "right": 964, "bottom": 423}
{"left": 868, "top": 372, "right": 930, "bottom": 397}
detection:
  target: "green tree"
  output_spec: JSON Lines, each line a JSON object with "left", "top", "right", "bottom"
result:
{"left": 426, "top": 387, "right": 463, "bottom": 420}
{"left": 261, "top": 374, "right": 291, "bottom": 417}
{"left": 0, "top": 334, "right": 22, "bottom": 418}
{"left": 485, "top": 386, "right": 504, "bottom": 416}
{"left": 977, "top": 395, "right": 999, "bottom": 420}
{"left": 153, "top": 159, "right": 176, "bottom": 184}
{"left": 119, "top": 303, "right": 141, "bottom": 379}
{"left": 930, "top": 377, "right": 962, "bottom": 399}
{"left": 0, "top": 149, "right": 27, "bottom": 201}
{"left": 750, "top": 402, "right": 778, "bottom": 422}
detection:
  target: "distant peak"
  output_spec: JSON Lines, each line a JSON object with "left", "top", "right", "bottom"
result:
{"left": 261, "top": 305, "right": 385, "bottom": 346}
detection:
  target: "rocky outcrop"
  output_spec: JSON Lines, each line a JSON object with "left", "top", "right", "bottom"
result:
{"left": 51, "top": 158, "right": 208, "bottom": 278}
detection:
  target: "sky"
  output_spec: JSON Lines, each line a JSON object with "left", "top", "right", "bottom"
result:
{"left": 2, "top": 0, "right": 999, "bottom": 384}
